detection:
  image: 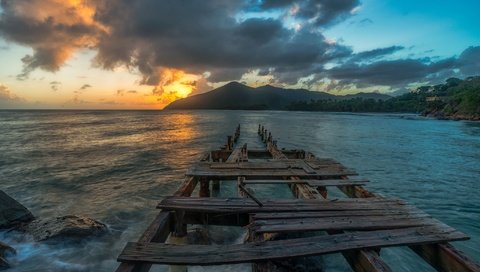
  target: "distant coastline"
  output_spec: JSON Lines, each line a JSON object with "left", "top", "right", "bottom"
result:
{"left": 165, "top": 76, "right": 480, "bottom": 121}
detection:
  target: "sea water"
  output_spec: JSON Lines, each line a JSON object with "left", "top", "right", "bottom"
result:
{"left": 0, "top": 110, "right": 479, "bottom": 271}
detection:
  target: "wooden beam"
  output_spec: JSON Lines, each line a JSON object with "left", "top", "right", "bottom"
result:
{"left": 251, "top": 209, "right": 428, "bottom": 220}
{"left": 338, "top": 184, "right": 376, "bottom": 198}
{"left": 238, "top": 184, "right": 263, "bottom": 207}
{"left": 242, "top": 179, "right": 369, "bottom": 186}
{"left": 186, "top": 166, "right": 357, "bottom": 179}
{"left": 118, "top": 226, "right": 467, "bottom": 266}
{"left": 250, "top": 214, "right": 436, "bottom": 234}
{"left": 411, "top": 243, "right": 480, "bottom": 272}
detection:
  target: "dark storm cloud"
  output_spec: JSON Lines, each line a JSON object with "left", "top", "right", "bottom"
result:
{"left": 325, "top": 57, "right": 457, "bottom": 87}
{"left": 321, "top": 46, "right": 479, "bottom": 88}
{"left": 89, "top": 0, "right": 358, "bottom": 86}
{"left": 0, "top": 0, "right": 477, "bottom": 92}
{"left": 259, "top": 0, "right": 360, "bottom": 26}
{"left": 348, "top": 46, "right": 405, "bottom": 63}
{"left": 457, "top": 46, "right": 480, "bottom": 76}
{"left": 234, "top": 18, "right": 285, "bottom": 44}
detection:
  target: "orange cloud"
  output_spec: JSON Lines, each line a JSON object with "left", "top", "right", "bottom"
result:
{"left": 150, "top": 68, "right": 201, "bottom": 107}
{"left": 1, "top": 0, "right": 106, "bottom": 78}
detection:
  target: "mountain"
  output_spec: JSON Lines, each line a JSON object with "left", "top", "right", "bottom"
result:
{"left": 165, "top": 82, "right": 391, "bottom": 110}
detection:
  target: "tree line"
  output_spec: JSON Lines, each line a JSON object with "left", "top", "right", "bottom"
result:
{"left": 287, "top": 76, "right": 480, "bottom": 119}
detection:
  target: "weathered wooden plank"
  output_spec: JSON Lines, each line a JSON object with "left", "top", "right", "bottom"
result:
{"left": 242, "top": 179, "right": 368, "bottom": 186}
{"left": 118, "top": 226, "right": 468, "bottom": 266}
{"left": 208, "top": 160, "right": 348, "bottom": 170}
{"left": 242, "top": 179, "right": 307, "bottom": 185}
{"left": 250, "top": 214, "right": 436, "bottom": 234}
{"left": 159, "top": 196, "right": 406, "bottom": 206}
{"left": 210, "top": 161, "right": 293, "bottom": 169}
{"left": 251, "top": 209, "right": 427, "bottom": 220}
{"left": 186, "top": 168, "right": 356, "bottom": 179}
{"left": 309, "top": 179, "right": 368, "bottom": 186}
{"left": 187, "top": 160, "right": 357, "bottom": 178}
{"left": 179, "top": 205, "right": 426, "bottom": 227}
{"left": 273, "top": 157, "right": 338, "bottom": 162}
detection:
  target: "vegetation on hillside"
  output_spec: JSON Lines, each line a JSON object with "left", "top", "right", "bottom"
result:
{"left": 287, "top": 76, "right": 480, "bottom": 120}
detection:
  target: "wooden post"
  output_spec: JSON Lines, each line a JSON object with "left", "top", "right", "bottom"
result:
{"left": 172, "top": 210, "right": 187, "bottom": 237}
{"left": 241, "top": 143, "right": 248, "bottom": 162}
{"left": 237, "top": 176, "right": 246, "bottom": 197}
{"left": 227, "top": 136, "right": 233, "bottom": 151}
{"left": 234, "top": 125, "right": 240, "bottom": 142}
{"left": 258, "top": 124, "right": 261, "bottom": 135}
{"left": 199, "top": 178, "right": 210, "bottom": 197}
{"left": 212, "top": 179, "right": 220, "bottom": 196}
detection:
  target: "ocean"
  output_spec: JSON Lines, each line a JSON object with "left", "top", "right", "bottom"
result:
{"left": 0, "top": 110, "right": 479, "bottom": 271}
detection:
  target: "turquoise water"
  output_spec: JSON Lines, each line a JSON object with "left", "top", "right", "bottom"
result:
{"left": 0, "top": 110, "right": 479, "bottom": 271}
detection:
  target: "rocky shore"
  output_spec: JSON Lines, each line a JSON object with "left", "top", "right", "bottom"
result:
{"left": 423, "top": 110, "right": 480, "bottom": 121}
{"left": 0, "top": 190, "right": 108, "bottom": 269}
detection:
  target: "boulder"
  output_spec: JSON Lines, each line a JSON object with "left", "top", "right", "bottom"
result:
{"left": 26, "top": 215, "right": 108, "bottom": 242}
{"left": 0, "top": 190, "right": 34, "bottom": 229}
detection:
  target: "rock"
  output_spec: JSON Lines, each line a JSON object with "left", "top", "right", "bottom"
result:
{"left": 0, "top": 241, "right": 15, "bottom": 257}
{"left": 0, "top": 241, "right": 15, "bottom": 270}
{"left": 0, "top": 257, "right": 10, "bottom": 271}
{"left": 187, "top": 228, "right": 210, "bottom": 245}
{"left": 0, "top": 190, "right": 34, "bottom": 229}
{"left": 26, "top": 215, "right": 108, "bottom": 242}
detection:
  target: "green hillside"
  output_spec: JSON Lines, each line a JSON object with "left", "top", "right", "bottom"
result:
{"left": 287, "top": 76, "right": 480, "bottom": 121}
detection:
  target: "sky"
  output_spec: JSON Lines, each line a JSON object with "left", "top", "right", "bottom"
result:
{"left": 0, "top": 0, "right": 479, "bottom": 109}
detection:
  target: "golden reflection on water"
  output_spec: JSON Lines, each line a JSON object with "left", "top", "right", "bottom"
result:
{"left": 157, "top": 112, "right": 200, "bottom": 143}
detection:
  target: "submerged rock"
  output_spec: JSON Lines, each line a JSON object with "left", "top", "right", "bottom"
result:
{"left": 0, "top": 257, "right": 9, "bottom": 271}
{"left": 0, "top": 190, "right": 35, "bottom": 229}
{"left": 187, "top": 228, "right": 210, "bottom": 245}
{"left": 26, "top": 215, "right": 108, "bottom": 242}
{"left": 0, "top": 241, "right": 15, "bottom": 257}
{"left": 0, "top": 241, "right": 15, "bottom": 270}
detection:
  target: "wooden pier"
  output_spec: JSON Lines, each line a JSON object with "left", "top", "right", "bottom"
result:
{"left": 116, "top": 125, "right": 480, "bottom": 272}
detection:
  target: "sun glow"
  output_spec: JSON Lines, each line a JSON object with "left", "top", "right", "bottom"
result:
{"left": 152, "top": 68, "right": 200, "bottom": 107}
